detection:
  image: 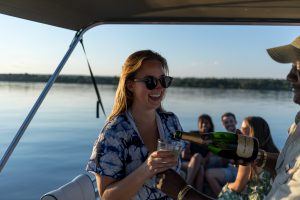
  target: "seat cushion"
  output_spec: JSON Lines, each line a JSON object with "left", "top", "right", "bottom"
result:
{"left": 41, "top": 174, "right": 96, "bottom": 200}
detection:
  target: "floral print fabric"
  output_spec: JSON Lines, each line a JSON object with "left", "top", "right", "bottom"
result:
{"left": 218, "top": 170, "right": 272, "bottom": 200}
{"left": 86, "top": 110, "right": 183, "bottom": 200}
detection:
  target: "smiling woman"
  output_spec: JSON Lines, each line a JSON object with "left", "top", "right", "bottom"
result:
{"left": 86, "top": 50, "right": 183, "bottom": 199}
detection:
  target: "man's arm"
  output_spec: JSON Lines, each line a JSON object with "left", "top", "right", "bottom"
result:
{"left": 156, "top": 169, "right": 215, "bottom": 200}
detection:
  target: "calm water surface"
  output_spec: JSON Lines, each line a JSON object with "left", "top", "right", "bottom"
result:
{"left": 0, "top": 82, "right": 298, "bottom": 199}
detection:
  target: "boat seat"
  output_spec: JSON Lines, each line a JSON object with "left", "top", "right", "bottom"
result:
{"left": 41, "top": 174, "right": 97, "bottom": 200}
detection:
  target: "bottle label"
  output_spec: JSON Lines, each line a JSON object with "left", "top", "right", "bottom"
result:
{"left": 236, "top": 135, "right": 253, "bottom": 158}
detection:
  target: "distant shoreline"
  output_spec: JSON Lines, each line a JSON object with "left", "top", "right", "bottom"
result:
{"left": 0, "top": 73, "right": 291, "bottom": 91}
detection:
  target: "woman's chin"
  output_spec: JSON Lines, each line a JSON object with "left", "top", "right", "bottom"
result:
{"left": 148, "top": 98, "right": 162, "bottom": 107}
{"left": 145, "top": 101, "right": 161, "bottom": 111}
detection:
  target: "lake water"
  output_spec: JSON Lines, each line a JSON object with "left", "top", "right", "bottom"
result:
{"left": 0, "top": 82, "right": 298, "bottom": 200}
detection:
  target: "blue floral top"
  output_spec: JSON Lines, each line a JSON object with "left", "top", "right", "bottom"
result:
{"left": 218, "top": 170, "right": 272, "bottom": 200}
{"left": 86, "top": 109, "right": 183, "bottom": 200}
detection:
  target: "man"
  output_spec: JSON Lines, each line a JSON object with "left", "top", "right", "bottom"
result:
{"left": 156, "top": 36, "right": 300, "bottom": 199}
{"left": 263, "top": 36, "right": 300, "bottom": 199}
{"left": 221, "top": 112, "right": 237, "bottom": 133}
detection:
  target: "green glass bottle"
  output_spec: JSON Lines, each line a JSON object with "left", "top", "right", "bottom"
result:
{"left": 173, "top": 131, "right": 259, "bottom": 163}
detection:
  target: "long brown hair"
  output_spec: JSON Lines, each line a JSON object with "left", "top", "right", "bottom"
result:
{"left": 107, "top": 50, "right": 169, "bottom": 121}
{"left": 243, "top": 116, "right": 279, "bottom": 180}
{"left": 244, "top": 116, "right": 279, "bottom": 154}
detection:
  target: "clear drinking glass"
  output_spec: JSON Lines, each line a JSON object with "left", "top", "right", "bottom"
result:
{"left": 157, "top": 139, "right": 182, "bottom": 159}
{"left": 154, "top": 139, "right": 183, "bottom": 187}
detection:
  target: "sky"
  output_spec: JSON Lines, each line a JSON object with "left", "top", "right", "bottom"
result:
{"left": 1, "top": 13, "right": 300, "bottom": 79}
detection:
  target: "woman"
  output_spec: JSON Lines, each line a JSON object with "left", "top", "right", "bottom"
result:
{"left": 182, "top": 114, "right": 227, "bottom": 192}
{"left": 218, "top": 116, "right": 279, "bottom": 200}
{"left": 86, "top": 50, "right": 182, "bottom": 200}
{"left": 198, "top": 114, "right": 214, "bottom": 133}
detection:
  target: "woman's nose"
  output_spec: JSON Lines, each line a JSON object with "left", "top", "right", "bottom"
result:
{"left": 156, "top": 81, "right": 163, "bottom": 89}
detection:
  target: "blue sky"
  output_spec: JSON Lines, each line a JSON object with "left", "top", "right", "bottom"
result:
{"left": 1, "top": 13, "right": 300, "bottom": 78}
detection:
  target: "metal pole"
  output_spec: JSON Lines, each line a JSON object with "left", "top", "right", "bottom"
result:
{"left": 0, "top": 22, "right": 103, "bottom": 173}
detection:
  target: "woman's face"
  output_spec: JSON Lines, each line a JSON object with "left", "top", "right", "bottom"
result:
{"left": 198, "top": 119, "right": 211, "bottom": 133}
{"left": 241, "top": 120, "right": 250, "bottom": 136}
{"left": 128, "top": 59, "right": 166, "bottom": 111}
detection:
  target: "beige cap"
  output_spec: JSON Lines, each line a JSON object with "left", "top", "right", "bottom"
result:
{"left": 267, "top": 36, "right": 300, "bottom": 63}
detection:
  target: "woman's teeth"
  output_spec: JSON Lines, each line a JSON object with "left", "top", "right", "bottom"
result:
{"left": 149, "top": 94, "right": 161, "bottom": 98}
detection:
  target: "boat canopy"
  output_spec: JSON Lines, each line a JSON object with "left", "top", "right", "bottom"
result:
{"left": 0, "top": 0, "right": 300, "bottom": 31}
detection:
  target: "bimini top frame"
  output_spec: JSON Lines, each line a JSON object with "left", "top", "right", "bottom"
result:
{"left": 0, "top": 0, "right": 300, "bottom": 31}
{"left": 0, "top": 22, "right": 102, "bottom": 173}
{"left": 1, "top": 0, "right": 300, "bottom": 173}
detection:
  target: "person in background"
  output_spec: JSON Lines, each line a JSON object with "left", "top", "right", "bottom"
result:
{"left": 86, "top": 50, "right": 182, "bottom": 200}
{"left": 221, "top": 112, "right": 238, "bottom": 133}
{"left": 205, "top": 112, "right": 239, "bottom": 197}
{"left": 198, "top": 114, "right": 215, "bottom": 133}
{"left": 182, "top": 114, "right": 228, "bottom": 193}
{"left": 218, "top": 116, "right": 279, "bottom": 200}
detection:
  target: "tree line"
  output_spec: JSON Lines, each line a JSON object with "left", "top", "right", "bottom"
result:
{"left": 0, "top": 73, "right": 291, "bottom": 91}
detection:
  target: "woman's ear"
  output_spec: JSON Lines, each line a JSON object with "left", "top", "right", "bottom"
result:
{"left": 126, "top": 80, "right": 134, "bottom": 92}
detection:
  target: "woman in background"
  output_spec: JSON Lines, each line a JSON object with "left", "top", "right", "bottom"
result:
{"left": 218, "top": 116, "right": 279, "bottom": 200}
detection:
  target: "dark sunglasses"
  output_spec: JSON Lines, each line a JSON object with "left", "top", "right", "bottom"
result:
{"left": 133, "top": 75, "right": 173, "bottom": 90}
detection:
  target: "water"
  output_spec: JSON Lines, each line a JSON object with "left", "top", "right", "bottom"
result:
{"left": 0, "top": 82, "right": 298, "bottom": 199}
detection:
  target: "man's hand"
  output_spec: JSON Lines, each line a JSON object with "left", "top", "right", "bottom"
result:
{"left": 156, "top": 169, "right": 187, "bottom": 199}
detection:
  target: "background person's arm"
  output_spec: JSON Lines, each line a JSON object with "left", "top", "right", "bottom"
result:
{"left": 181, "top": 142, "right": 191, "bottom": 160}
{"left": 227, "top": 164, "right": 251, "bottom": 193}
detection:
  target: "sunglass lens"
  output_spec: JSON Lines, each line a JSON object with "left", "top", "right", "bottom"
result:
{"left": 145, "top": 76, "right": 157, "bottom": 90}
{"left": 160, "top": 76, "right": 173, "bottom": 88}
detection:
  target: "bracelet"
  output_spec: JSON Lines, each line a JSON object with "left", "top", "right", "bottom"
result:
{"left": 256, "top": 150, "right": 262, "bottom": 161}
{"left": 260, "top": 150, "right": 267, "bottom": 169}
{"left": 255, "top": 150, "right": 264, "bottom": 167}
{"left": 178, "top": 185, "right": 193, "bottom": 200}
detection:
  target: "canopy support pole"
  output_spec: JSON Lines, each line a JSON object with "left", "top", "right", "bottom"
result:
{"left": 0, "top": 22, "right": 103, "bottom": 173}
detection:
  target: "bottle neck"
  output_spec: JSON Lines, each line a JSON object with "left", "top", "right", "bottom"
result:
{"left": 176, "top": 131, "right": 207, "bottom": 144}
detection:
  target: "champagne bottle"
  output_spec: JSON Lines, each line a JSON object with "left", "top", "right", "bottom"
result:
{"left": 173, "top": 131, "right": 259, "bottom": 163}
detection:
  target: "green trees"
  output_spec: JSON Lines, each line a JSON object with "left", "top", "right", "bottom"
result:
{"left": 0, "top": 74, "right": 290, "bottom": 91}
{"left": 172, "top": 77, "right": 290, "bottom": 90}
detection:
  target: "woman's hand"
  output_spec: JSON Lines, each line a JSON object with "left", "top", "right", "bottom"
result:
{"left": 143, "top": 150, "right": 178, "bottom": 179}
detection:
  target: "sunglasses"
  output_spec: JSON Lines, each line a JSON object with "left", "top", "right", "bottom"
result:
{"left": 133, "top": 75, "right": 173, "bottom": 90}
